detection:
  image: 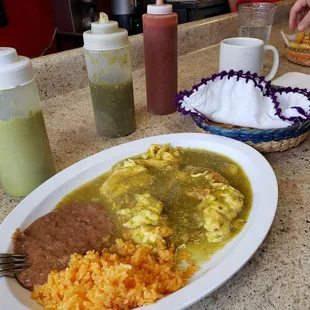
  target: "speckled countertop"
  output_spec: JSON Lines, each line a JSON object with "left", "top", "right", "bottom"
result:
{"left": 1, "top": 15, "right": 310, "bottom": 310}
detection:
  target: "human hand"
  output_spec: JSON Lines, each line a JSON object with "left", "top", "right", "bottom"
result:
{"left": 289, "top": 0, "right": 310, "bottom": 31}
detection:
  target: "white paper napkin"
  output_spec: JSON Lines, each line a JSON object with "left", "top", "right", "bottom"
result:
{"left": 273, "top": 72, "right": 310, "bottom": 90}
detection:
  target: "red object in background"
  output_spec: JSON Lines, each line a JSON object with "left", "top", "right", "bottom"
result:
{"left": 0, "top": 0, "right": 112, "bottom": 57}
{"left": 234, "top": 0, "right": 281, "bottom": 12}
{"left": 99, "top": 0, "right": 111, "bottom": 16}
{"left": 0, "top": 0, "right": 56, "bottom": 58}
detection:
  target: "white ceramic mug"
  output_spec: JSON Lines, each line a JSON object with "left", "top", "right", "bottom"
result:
{"left": 219, "top": 37, "right": 279, "bottom": 81}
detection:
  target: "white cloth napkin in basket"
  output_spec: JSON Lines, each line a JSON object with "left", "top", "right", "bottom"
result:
{"left": 179, "top": 73, "right": 310, "bottom": 130}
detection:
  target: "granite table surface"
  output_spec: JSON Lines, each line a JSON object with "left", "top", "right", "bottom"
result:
{"left": 1, "top": 23, "right": 310, "bottom": 309}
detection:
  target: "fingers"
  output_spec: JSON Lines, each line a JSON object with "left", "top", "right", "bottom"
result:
{"left": 296, "top": 9, "right": 306, "bottom": 26}
{"left": 289, "top": 0, "right": 308, "bottom": 30}
{"left": 298, "top": 10, "right": 310, "bottom": 31}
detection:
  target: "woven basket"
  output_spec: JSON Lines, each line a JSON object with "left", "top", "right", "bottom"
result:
{"left": 176, "top": 71, "right": 310, "bottom": 153}
{"left": 285, "top": 46, "right": 310, "bottom": 66}
{"left": 192, "top": 116, "right": 310, "bottom": 153}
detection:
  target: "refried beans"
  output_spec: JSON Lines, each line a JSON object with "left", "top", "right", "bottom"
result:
{"left": 12, "top": 202, "right": 113, "bottom": 290}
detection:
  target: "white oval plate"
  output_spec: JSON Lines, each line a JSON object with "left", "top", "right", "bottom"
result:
{"left": 0, "top": 133, "right": 278, "bottom": 310}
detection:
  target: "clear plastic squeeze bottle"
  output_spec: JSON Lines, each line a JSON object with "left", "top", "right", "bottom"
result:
{"left": 0, "top": 48, "right": 56, "bottom": 197}
{"left": 83, "top": 13, "right": 136, "bottom": 138}
{"left": 143, "top": 0, "right": 178, "bottom": 115}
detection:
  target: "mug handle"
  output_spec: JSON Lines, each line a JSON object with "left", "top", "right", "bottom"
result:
{"left": 264, "top": 45, "right": 279, "bottom": 81}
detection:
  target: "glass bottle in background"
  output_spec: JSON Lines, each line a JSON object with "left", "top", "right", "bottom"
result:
{"left": 0, "top": 48, "right": 56, "bottom": 197}
{"left": 238, "top": 3, "right": 276, "bottom": 43}
{"left": 83, "top": 12, "right": 136, "bottom": 138}
{"left": 143, "top": 0, "right": 178, "bottom": 115}
{"left": 82, "top": 0, "right": 99, "bottom": 30}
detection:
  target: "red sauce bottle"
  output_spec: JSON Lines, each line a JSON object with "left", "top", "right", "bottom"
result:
{"left": 143, "top": 0, "right": 178, "bottom": 115}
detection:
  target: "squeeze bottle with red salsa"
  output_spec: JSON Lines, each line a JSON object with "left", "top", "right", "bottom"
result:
{"left": 143, "top": 0, "right": 178, "bottom": 115}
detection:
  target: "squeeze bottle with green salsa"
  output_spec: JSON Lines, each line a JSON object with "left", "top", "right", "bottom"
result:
{"left": 0, "top": 48, "right": 56, "bottom": 197}
{"left": 83, "top": 12, "right": 136, "bottom": 138}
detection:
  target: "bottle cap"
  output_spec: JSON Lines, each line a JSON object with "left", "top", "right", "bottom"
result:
{"left": 83, "top": 12, "right": 129, "bottom": 51}
{"left": 0, "top": 48, "right": 35, "bottom": 91}
{"left": 147, "top": 0, "right": 172, "bottom": 14}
